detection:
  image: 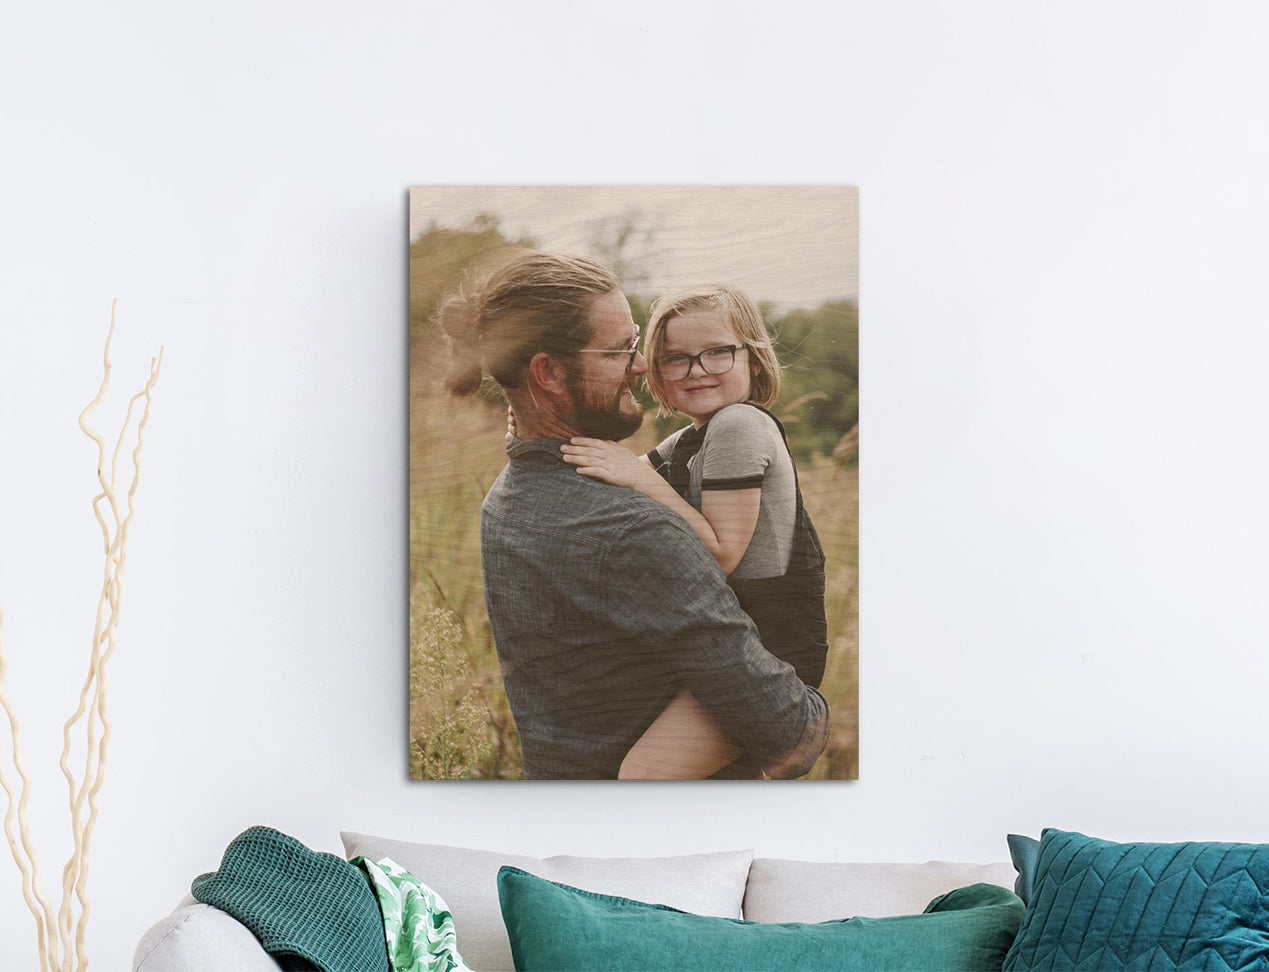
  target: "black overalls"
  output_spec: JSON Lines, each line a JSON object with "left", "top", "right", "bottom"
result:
{"left": 653, "top": 403, "right": 830, "bottom": 689}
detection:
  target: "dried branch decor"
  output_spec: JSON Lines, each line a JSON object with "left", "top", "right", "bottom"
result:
{"left": 0, "top": 301, "right": 162, "bottom": 972}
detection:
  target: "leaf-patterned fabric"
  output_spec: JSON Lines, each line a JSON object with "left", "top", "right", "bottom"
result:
{"left": 353, "top": 856, "right": 473, "bottom": 972}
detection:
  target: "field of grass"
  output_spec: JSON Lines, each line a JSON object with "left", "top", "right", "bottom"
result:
{"left": 409, "top": 391, "right": 858, "bottom": 780}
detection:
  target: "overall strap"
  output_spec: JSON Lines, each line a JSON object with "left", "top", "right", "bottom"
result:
{"left": 657, "top": 423, "right": 708, "bottom": 497}
{"left": 740, "top": 404, "right": 826, "bottom": 573}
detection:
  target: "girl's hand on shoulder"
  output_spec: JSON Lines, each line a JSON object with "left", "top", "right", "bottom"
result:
{"left": 560, "top": 438, "right": 650, "bottom": 489}
{"left": 506, "top": 406, "right": 517, "bottom": 443}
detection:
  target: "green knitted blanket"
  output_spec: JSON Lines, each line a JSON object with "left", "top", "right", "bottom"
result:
{"left": 192, "top": 826, "right": 390, "bottom": 972}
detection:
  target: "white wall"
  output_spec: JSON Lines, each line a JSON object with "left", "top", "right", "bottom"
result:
{"left": 3, "top": 2, "right": 1269, "bottom": 968}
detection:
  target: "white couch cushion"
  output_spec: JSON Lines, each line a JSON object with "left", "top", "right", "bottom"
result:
{"left": 132, "top": 895, "right": 282, "bottom": 972}
{"left": 341, "top": 832, "right": 753, "bottom": 972}
{"left": 742, "top": 858, "right": 1018, "bottom": 923}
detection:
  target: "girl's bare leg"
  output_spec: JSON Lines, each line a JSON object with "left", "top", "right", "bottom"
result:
{"left": 619, "top": 689, "right": 741, "bottom": 779}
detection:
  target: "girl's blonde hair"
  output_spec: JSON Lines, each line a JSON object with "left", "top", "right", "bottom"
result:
{"left": 644, "top": 284, "right": 782, "bottom": 414}
{"left": 437, "top": 250, "right": 621, "bottom": 396}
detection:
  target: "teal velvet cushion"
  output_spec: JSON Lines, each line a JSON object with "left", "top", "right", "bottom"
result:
{"left": 1003, "top": 828, "right": 1269, "bottom": 971}
{"left": 497, "top": 865, "right": 1024, "bottom": 972}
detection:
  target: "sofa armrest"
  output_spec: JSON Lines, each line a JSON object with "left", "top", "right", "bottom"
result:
{"left": 133, "top": 894, "right": 283, "bottom": 972}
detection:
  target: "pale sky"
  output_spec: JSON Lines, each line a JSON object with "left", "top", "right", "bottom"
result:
{"left": 409, "top": 186, "right": 858, "bottom": 311}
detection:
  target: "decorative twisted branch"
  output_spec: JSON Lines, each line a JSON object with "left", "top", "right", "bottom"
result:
{"left": 0, "top": 301, "right": 162, "bottom": 972}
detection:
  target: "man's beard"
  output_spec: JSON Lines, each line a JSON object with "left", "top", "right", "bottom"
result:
{"left": 568, "top": 375, "right": 644, "bottom": 441}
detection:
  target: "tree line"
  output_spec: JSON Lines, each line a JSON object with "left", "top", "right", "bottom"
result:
{"left": 409, "top": 216, "right": 858, "bottom": 466}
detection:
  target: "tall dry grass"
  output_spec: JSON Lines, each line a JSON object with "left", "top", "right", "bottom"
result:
{"left": 798, "top": 455, "right": 859, "bottom": 779}
{"left": 409, "top": 391, "right": 858, "bottom": 779}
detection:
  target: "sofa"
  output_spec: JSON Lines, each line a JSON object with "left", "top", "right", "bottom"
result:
{"left": 133, "top": 828, "right": 1269, "bottom": 971}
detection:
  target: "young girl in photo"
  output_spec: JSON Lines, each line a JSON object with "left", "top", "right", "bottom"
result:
{"left": 560, "top": 285, "right": 830, "bottom": 779}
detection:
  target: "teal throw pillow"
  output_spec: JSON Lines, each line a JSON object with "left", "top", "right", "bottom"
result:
{"left": 1008, "top": 833, "right": 1041, "bottom": 905}
{"left": 1003, "top": 828, "right": 1269, "bottom": 971}
{"left": 497, "top": 865, "right": 1024, "bottom": 972}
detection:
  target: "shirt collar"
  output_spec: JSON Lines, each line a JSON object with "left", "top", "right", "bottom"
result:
{"left": 506, "top": 436, "right": 569, "bottom": 460}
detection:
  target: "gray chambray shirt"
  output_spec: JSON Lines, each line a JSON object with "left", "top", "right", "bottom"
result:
{"left": 480, "top": 436, "right": 830, "bottom": 779}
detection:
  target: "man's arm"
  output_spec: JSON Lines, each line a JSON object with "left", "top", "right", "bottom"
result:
{"left": 757, "top": 686, "right": 831, "bottom": 779}
{"left": 607, "top": 511, "right": 831, "bottom": 776}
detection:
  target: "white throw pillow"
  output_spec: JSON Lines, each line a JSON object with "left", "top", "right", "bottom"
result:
{"left": 341, "top": 832, "right": 753, "bottom": 972}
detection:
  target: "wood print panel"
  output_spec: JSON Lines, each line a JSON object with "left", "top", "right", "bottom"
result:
{"left": 409, "top": 187, "right": 858, "bottom": 780}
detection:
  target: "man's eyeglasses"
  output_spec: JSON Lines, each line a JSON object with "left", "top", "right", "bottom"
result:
{"left": 654, "top": 344, "right": 746, "bottom": 382}
{"left": 573, "top": 336, "right": 642, "bottom": 373}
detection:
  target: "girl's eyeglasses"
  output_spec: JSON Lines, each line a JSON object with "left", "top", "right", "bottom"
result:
{"left": 655, "top": 344, "right": 746, "bottom": 381}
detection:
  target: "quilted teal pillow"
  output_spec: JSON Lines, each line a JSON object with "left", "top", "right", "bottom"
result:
{"left": 1003, "top": 829, "right": 1269, "bottom": 971}
{"left": 497, "top": 865, "right": 1024, "bottom": 972}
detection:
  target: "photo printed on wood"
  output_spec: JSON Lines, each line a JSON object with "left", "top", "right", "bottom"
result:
{"left": 409, "top": 187, "right": 857, "bottom": 780}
